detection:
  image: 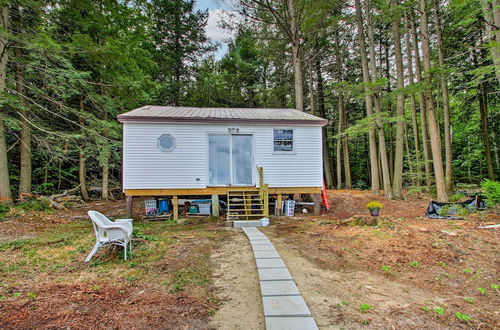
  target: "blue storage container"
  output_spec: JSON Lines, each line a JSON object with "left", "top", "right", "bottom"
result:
{"left": 158, "top": 199, "right": 170, "bottom": 214}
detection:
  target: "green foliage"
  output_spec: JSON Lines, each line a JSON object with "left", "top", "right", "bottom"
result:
{"left": 481, "top": 180, "right": 500, "bottom": 207}
{"left": 359, "top": 303, "right": 372, "bottom": 312}
{"left": 409, "top": 260, "right": 419, "bottom": 268}
{"left": 455, "top": 312, "right": 472, "bottom": 321}
{"left": 449, "top": 193, "right": 466, "bottom": 202}
{"left": 381, "top": 265, "right": 391, "bottom": 272}
{"left": 0, "top": 204, "right": 10, "bottom": 220}
{"left": 477, "top": 287, "right": 486, "bottom": 295}
{"left": 434, "top": 307, "right": 445, "bottom": 316}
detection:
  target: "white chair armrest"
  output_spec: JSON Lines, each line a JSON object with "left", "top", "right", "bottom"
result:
{"left": 116, "top": 218, "right": 133, "bottom": 223}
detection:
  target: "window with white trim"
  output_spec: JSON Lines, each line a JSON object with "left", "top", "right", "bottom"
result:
{"left": 273, "top": 129, "right": 294, "bottom": 152}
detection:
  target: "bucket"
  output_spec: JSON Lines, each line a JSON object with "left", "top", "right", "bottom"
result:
{"left": 260, "top": 218, "right": 270, "bottom": 226}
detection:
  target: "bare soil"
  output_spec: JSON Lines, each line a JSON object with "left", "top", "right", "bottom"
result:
{"left": 263, "top": 190, "right": 500, "bottom": 329}
{"left": 210, "top": 230, "right": 265, "bottom": 330}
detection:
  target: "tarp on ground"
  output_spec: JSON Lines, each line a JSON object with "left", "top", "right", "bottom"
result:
{"left": 426, "top": 196, "right": 486, "bottom": 220}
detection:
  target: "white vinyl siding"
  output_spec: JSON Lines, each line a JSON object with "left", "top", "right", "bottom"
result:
{"left": 123, "top": 123, "right": 322, "bottom": 190}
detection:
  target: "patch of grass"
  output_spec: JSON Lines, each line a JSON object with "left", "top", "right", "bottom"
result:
{"left": 449, "top": 193, "right": 466, "bottom": 202}
{"left": 381, "top": 265, "right": 391, "bottom": 272}
{"left": 360, "top": 320, "right": 370, "bottom": 325}
{"left": 439, "top": 261, "right": 447, "bottom": 267}
{"left": 463, "top": 297, "right": 474, "bottom": 303}
{"left": 359, "top": 303, "right": 372, "bottom": 312}
{"left": 477, "top": 287, "right": 486, "bottom": 295}
{"left": 422, "top": 306, "right": 431, "bottom": 312}
{"left": 12, "top": 292, "right": 22, "bottom": 298}
{"left": 409, "top": 260, "right": 419, "bottom": 268}
{"left": 27, "top": 291, "right": 38, "bottom": 300}
{"left": 339, "top": 300, "right": 349, "bottom": 306}
{"left": 463, "top": 268, "right": 473, "bottom": 274}
{"left": 455, "top": 312, "right": 472, "bottom": 321}
{"left": 491, "top": 283, "right": 499, "bottom": 290}
{"left": 434, "top": 307, "right": 445, "bottom": 316}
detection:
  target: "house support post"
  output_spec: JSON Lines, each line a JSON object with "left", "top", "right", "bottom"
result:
{"left": 126, "top": 196, "right": 133, "bottom": 218}
{"left": 312, "top": 193, "right": 321, "bottom": 215}
{"left": 275, "top": 194, "right": 282, "bottom": 216}
{"left": 211, "top": 194, "right": 219, "bottom": 217}
{"left": 173, "top": 195, "right": 178, "bottom": 220}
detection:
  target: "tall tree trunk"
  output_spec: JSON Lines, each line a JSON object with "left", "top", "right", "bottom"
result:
{"left": 336, "top": 106, "right": 342, "bottom": 189}
{"left": 434, "top": 0, "right": 453, "bottom": 192}
{"left": 0, "top": 6, "right": 12, "bottom": 205}
{"left": 315, "top": 58, "right": 334, "bottom": 188}
{"left": 354, "top": 0, "right": 380, "bottom": 195}
{"left": 12, "top": 6, "right": 31, "bottom": 197}
{"left": 410, "top": 12, "right": 432, "bottom": 190}
{"left": 342, "top": 104, "right": 352, "bottom": 188}
{"left": 480, "top": 0, "right": 500, "bottom": 85}
{"left": 404, "top": 14, "right": 421, "bottom": 186}
{"left": 473, "top": 50, "right": 496, "bottom": 180}
{"left": 79, "top": 97, "right": 89, "bottom": 201}
{"left": 101, "top": 149, "right": 109, "bottom": 200}
{"left": 307, "top": 58, "right": 315, "bottom": 115}
{"left": 419, "top": 0, "right": 448, "bottom": 201}
{"left": 391, "top": 0, "right": 406, "bottom": 199}
{"left": 288, "top": 0, "right": 304, "bottom": 111}
{"left": 404, "top": 122, "right": 415, "bottom": 185}
{"left": 334, "top": 28, "right": 351, "bottom": 189}
{"left": 366, "top": 0, "right": 392, "bottom": 199}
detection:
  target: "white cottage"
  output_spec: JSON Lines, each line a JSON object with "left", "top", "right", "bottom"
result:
{"left": 118, "top": 106, "right": 327, "bottom": 220}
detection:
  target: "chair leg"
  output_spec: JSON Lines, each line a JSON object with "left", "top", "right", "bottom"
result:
{"left": 129, "top": 239, "right": 132, "bottom": 253}
{"left": 124, "top": 242, "right": 128, "bottom": 261}
{"left": 85, "top": 243, "right": 100, "bottom": 263}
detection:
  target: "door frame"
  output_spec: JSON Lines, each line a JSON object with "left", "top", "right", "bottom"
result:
{"left": 206, "top": 132, "right": 255, "bottom": 187}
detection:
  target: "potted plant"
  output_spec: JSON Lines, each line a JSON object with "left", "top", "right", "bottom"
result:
{"left": 366, "top": 201, "right": 383, "bottom": 217}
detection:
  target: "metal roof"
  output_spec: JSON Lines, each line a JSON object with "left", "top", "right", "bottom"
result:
{"left": 117, "top": 105, "right": 328, "bottom": 126}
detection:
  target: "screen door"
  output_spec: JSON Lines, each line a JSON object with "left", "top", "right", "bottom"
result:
{"left": 208, "top": 134, "right": 231, "bottom": 185}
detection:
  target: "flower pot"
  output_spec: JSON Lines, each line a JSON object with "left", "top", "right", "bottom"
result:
{"left": 370, "top": 208, "right": 380, "bottom": 217}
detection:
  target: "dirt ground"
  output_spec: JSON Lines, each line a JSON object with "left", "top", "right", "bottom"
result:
{"left": 210, "top": 230, "right": 265, "bottom": 330}
{"left": 263, "top": 190, "right": 500, "bottom": 329}
{"left": 0, "top": 190, "right": 498, "bottom": 329}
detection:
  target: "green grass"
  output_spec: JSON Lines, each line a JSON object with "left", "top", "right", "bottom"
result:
{"left": 409, "top": 260, "right": 419, "bottom": 268}
{"left": 359, "top": 303, "right": 372, "bottom": 312}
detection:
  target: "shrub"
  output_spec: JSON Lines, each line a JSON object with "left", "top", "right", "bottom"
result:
{"left": 0, "top": 203, "right": 10, "bottom": 220}
{"left": 481, "top": 179, "right": 500, "bottom": 207}
{"left": 366, "top": 201, "right": 383, "bottom": 210}
{"left": 449, "top": 193, "right": 466, "bottom": 202}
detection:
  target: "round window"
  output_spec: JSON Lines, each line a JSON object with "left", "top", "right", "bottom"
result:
{"left": 158, "top": 134, "right": 176, "bottom": 152}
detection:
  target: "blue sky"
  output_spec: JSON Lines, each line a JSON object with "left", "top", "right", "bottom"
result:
{"left": 195, "top": 0, "right": 235, "bottom": 59}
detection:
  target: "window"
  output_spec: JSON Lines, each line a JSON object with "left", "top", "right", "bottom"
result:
{"left": 158, "top": 134, "right": 176, "bottom": 152}
{"left": 273, "top": 129, "right": 294, "bottom": 152}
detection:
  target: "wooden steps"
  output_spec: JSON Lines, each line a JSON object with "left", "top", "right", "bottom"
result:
{"left": 227, "top": 167, "right": 269, "bottom": 221}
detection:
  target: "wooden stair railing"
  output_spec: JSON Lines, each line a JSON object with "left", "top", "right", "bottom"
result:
{"left": 226, "top": 166, "right": 269, "bottom": 221}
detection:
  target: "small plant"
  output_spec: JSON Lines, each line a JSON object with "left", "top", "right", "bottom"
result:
{"left": 434, "top": 307, "right": 445, "bottom": 316}
{"left": 381, "top": 265, "right": 391, "bottom": 272}
{"left": 439, "top": 261, "right": 447, "bottom": 267}
{"left": 481, "top": 179, "right": 500, "bottom": 207}
{"left": 27, "top": 292, "right": 38, "bottom": 301}
{"left": 359, "top": 303, "right": 372, "bottom": 312}
{"left": 463, "top": 297, "right": 474, "bottom": 303}
{"left": 477, "top": 287, "right": 486, "bottom": 295}
{"left": 491, "top": 283, "right": 499, "bottom": 292}
{"left": 169, "top": 283, "right": 184, "bottom": 293}
{"left": 449, "top": 193, "right": 466, "bottom": 202}
{"left": 340, "top": 300, "right": 349, "bottom": 306}
{"left": 366, "top": 201, "right": 383, "bottom": 210}
{"left": 422, "top": 306, "right": 431, "bottom": 312}
{"left": 463, "top": 268, "right": 473, "bottom": 274}
{"left": 409, "top": 260, "right": 419, "bottom": 268}
{"left": 455, "top": 312, "right": 472, "bottom": 321}
{"left": 360, "top": 320, "right": 370, "bottom": 325}
{"left": 128, "top": 262, "right": 138, "bottom": 268}
{"left": 12, "top": 292, "right": 22, "bottom": 298}
{"left": 92, "top": 285, "right": 101, "bottom": 292}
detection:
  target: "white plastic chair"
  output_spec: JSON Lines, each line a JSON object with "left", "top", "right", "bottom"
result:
{"left": 85, "top": 211, "right": 133, "bottom": 262}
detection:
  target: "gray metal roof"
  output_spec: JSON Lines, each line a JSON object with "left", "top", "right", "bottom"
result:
{"left": 117, "top": 105, "right": 327, "bottom": 125}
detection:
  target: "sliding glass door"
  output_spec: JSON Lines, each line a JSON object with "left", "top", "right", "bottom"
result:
{"left": 208, "top": 134, "right": 253, "bottom": 186}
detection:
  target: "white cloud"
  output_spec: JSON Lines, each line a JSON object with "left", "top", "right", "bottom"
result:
{"left": 205, "top": 9, "right": 238, "bottom": 43}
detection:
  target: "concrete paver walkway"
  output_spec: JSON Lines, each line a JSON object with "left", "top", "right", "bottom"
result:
{"left": 242, "top": 227, "right": 318, "bottom": 330}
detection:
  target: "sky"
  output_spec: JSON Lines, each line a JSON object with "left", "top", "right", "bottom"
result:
{"left": 194, "top": 0, "right": 237, "bottom": 59}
